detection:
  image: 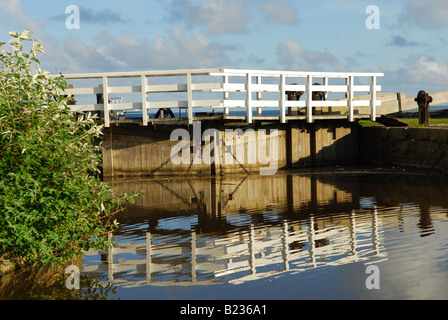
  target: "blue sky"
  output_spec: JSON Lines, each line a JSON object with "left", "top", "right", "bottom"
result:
{"left": 1, "top": 0, "right": 448, "bottom": 96}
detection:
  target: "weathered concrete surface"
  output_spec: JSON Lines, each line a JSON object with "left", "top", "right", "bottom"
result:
{"left": 360, "top": 126, "right": 448, "bottom": 172}
{"left": 101, "top": 120, "right": 360, "bottom": 177}
{"left": 287, "top": 120, "right": 359, "bottom": 168}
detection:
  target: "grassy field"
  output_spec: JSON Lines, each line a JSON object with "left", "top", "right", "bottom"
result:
{"left": 358, "top": 118, "right": 448, "bottom": 127}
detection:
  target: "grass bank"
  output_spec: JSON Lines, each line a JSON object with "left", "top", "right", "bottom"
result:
{"left": 358, "top": 118, "right": 448, "bottom": 127}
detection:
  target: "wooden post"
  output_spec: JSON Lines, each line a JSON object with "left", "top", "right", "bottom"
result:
{"left": 223, "top": 75, "right": 229, "bottom": 115}
{"left": 280, "top": 74, "right": 286, "bottom": 123}
{"left": 187, "top": 72, "right": 193, "bottom": 124}
{"left": 348, "top": 76, "right": 354, "bottom": 122}
{"left": 306, "top": 75, "right": 313, "bottom": 123}
{"left": 370, "top": 76, "right": 377, "bottom": 122}
{"left": 141, "top": 75, "right": 148, "bottom": 126}
{"left": 102, "top": 76, "right": 110, "bottom": 127}
{"left": 257, "top": 76, "right": 262, "bottom": 116}
{"left": 322, "top": 77, "right": 328, "bottom": 100}
{"left": 246, "top": 73, "right": 253, "bottom": 124}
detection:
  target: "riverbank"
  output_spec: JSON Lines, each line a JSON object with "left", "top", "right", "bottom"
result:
{"left": 0, "top": 256, "right": 82, "bottom": 300}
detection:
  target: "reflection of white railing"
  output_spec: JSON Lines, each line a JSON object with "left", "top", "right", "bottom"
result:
{"left": 62, "top": 68, "right": 383, "bottom": 127}
{"left": 82, "top": 208, "right": 387, "bottom": 288}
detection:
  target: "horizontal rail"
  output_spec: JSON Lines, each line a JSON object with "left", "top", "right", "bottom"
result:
{"left": 211, "top": 68, "right": 384, "bottom": 78}
{"left": 62, "top": 68, "right": 384, "bottom": 126}
{"left": 222, "top": 100, "right": 382, "bottom": 108}
{"left": 222, "top": 83, "right": 381, "bottom": 93}
{"left": 62, "top": 68, "right": 222, "bottom": 79}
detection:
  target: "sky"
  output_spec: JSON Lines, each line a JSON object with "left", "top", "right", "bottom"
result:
{"left": 1, "top": 0, "right": 448, "bottom": 97}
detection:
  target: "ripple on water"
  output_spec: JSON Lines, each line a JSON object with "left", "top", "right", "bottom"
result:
{"left": 77, "top": 173, "right": 448, "bottom": 299}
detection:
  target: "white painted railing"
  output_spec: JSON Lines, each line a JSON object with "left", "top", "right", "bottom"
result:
{"left": 62, "top": 68, "right": 383, "bottom": 127}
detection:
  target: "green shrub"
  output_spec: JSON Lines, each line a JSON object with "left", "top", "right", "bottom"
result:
{"left": 0, "top": 30, "right": 133, "bottom": 268}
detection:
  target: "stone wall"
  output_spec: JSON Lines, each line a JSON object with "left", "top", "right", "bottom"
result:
{"left": 360, "top": 126, "right": 448, "bottom": 172}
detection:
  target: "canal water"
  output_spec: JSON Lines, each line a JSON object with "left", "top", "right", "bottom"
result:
{"left": 3, "top": 167, "right": 448, "bottom": 300}
{"left": 79, "top": 168, "right": 448, "bottom": 300}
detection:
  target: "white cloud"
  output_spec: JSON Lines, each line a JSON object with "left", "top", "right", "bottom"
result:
{"left": 0, "top": 0, "right": 237, "bottom": 74}
{"left": 57, "top": 27, "right": 235, "bottom": 73}
{"left": 261, "top": 1, "right": 299, "bottom": 25}
{"left": 63, "top": 35, "right": 117, "bottom": 71}
{"left": 382, "top": 55, "right": 448, "bottom": 94}
{"left": 0, "top": 0, "right": 44, "bottom": 35}
{"left": 0, "top": 0, "right": 66, "bottom": 73}
{"left": 276, "top": 40, "right": 337, "bottom": 71}
{"left": 398, "top": 0, "right": 448, "bottom": 28}
{"left": 403, "top": 55, "right": 448, "bottom": 85}
{"left": 167, "top": 0, "right": 252, "bottom": 34}
{"left": 166, "top": 0, "right": 300, "bottom": 33}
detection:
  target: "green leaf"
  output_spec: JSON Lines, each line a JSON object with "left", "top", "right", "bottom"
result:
{"left": 0, "top": 29, "right": 138, "bottom": 270}
{"left": 19, "top": 30, "right": 32, "bottom": 41}
{"left": 8, "top": 31, "right": 19, "bottom": 38}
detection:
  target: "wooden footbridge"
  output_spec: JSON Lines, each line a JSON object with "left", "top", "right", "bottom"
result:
{"left": 62, "top": 68, "right": 386, "bottom": 127}
{"left": 62, "top": 68, "right": 448, "bottom": 127}
{"left": 60, "top": 68, "right": 448, "bottom": 177}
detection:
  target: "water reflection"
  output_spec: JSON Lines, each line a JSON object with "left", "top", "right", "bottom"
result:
{"left": 82, "top": 171, "right": 448, "bottom": 293}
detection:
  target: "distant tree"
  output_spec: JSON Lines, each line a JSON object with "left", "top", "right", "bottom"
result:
{"left": 0, "top": 30, "right": 135, "bottom": 269}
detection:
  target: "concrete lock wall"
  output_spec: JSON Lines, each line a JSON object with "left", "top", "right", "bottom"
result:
{"left": 101, "top": 120, "right": 360, "bottom": 178}
{"left": 287, "top": 120, "right": 359, "bottom": 168}
{"left": 360, "top": 127, "right": 448, "bottom": 172}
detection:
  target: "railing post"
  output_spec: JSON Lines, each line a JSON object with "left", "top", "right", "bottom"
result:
{"left": 280, "top": 74, "right": 286, "bottom": 123}
{"left": 322, "top": 76, "right": 328, "bottom": 100}
{"left": 257, "top": 76, "right": 262, "bottom": 116}
{"left": 246, "top": 73, "right": 253, "bottom": 124}
{"left": 348, "top": 75, "right": 354, "bottom": 122}
{"left": 370, "top": 75, "right": 377, "bottom": 121}
{"left": 102, "top": 76, "right": 110, "bottom": 127}
{"left": 223, "top": 75, "right": 229, "bottom": 115}
{"left": 141, "top": 74, "right": 148, "bottom": 126}
{"left": 187, "top": 72, "right": 193, "bottom": 125}
{"left": 323, "top": 76, "right": 329, "bottom": 112}
{"left": 306, "top": 75, "right": 313, "bottom": 123}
